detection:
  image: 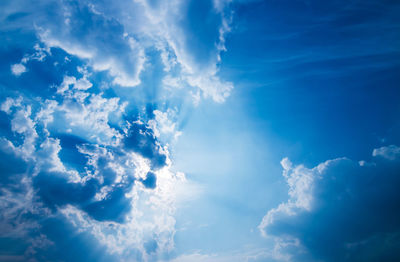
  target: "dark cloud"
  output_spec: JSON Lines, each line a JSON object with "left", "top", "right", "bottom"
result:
{"left": 31, "top": 120, "right": 167, "bottom": 225}
{"left": 33, "top": 171, "right": 99, "bottom": 210}
{"left": 123, "top": 122, "right": 167, "bottom": 169}
{"left": 83, "top": 187, "right": 132, "bottom": 223}
{"left": 0, "top": 139, "right": 28, "bottom": 187}
{"left": 33, "top": 216, "right": 117, "bottom": 262}
{"left": 34, "top": 169, "right": 134, "bottom": 223}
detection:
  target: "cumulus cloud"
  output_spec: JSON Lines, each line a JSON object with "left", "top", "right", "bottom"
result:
{"left": 0, "top": 76, "right": 189, "bottom": 261}
{"left": 11, "top": 63, "right": 27, "bottom": 76}
{"left": 0, "top": 0, "right": 237, "bottom": 260}
{"left": 32, "top": 1, "right": 146, "bottom": 87}
{"left": 259, "top": 145, "right": 400, "bottom": 261}
{"left": 4, "top": 0, "right": 234, "bottom": 104}
{"left": 136, "top": 0, "right": 234, "bottom": 103}
{"left": 31, "top": 0, "right": 232, "bottom": 102}
{"left": 3, "top": 0, "right": 234, "bottom": 102}
{"left": 1, "top": 98, "right": 38, "bottom": 158}
{"left": 147, "top": 109, "right": 182, "bottom": 142}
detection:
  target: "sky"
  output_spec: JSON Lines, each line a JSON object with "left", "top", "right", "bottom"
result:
{"left": 0, "top": 0, "right": 400, "bottom": 261}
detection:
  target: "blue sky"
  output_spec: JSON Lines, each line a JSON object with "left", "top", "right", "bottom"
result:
{"left": 0, "top": 0, "right": 400, "bottom": 261}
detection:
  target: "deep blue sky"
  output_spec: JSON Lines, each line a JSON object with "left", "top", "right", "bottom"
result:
{"left": 0, "top": 0, "right": 400, "bottom": 261}
{"left": 221, "top": 0, "right": 400, "bottom": 163}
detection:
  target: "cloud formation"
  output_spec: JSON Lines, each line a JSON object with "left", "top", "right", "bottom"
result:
{"left": 1, "top": 0, "right": 233, "bottom": 103}
{"left": 0, "top": 1, "right": 235, "bottom": 258}
{"left": 259, "top": 145, "right": 400, "bottom": 261}
{"left": 0, "top": 87, "right": 189, "bottom": 261}
{"left": 11, "top": 63, "right": 27, "bottom": 76}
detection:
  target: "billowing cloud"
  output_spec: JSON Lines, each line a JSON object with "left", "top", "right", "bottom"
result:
{"left": 1, "top": 0, "right": 233, "bottom": 102}
{"left": 0, "top": 44, "right": 190, "bottom": 262}
{"left": 35, "top": 1, "right": 146, "bottom": 87}
{"left": 259, "top": 145, "right": 400, "bottom": 261}
{"left": 0, "top": 0, "right": 237, "bottom": 260}
{"left": 142, "top": 0, "right": 234, "bottom": 103}
{"left": 0, "top": 78, "right": 192, "bottom": 259}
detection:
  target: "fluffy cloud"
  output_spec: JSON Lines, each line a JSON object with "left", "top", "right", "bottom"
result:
{"left": 1, "top": 98, "right": 38, "bottom": 158}
{"left": 135, "top": 0, "right": 234, "bottom": 103}
{"left": 11, "top": 63, "right": 27, "bottom": 76}
{"left": 0, "top": 0, "right": 237, "bottom": 260}
{"left": 259, "top": 145, "right": 400, "bottom": 261}
{"left": 2, "top": 0, "right": 234, "bottom": 103}
{"left": 147, "top": 109, "right": 182, "bottom": 143}
{"left": 34, "top": 1, "right": 146, "bottom": 87}
{"left": 0, "top": 72, "right": 185, "bottom": 261}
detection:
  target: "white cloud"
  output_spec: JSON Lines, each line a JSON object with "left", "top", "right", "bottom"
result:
{"left": 6, "top": 0, "right": 235, "bottom": 102}
{"left": 138, "top": 0, "right": 234, "bottom": 103}
{"left": 11, "top": 63, "right": 27, "bottom": 76}
{"left": 372, "top": 144, "right": 400, "bottom": 160}
{"left": 186, "top": 73, "right": 233, "bottom": 103}
{"left": 0, "top": 92, "right": 187, "bottom": 260}
{"left": 0, "top": 1, "right": 238, "bottom": 260}
{"left": 167, "top": 246, "right": 282, "bottom": 262}
{"left": 58, "top": 160, "right": 188, "bottom": 261}
{"left": 56, "top": 75, "right": 92, "bottom": 94}
{"left": 44, "top": 74, "right": 127, "bottom": 146}
{"left": 258, "top": 157, "right": 320, "bottom": 237}
{"left": 5, "top": 103, "right": 38, "bottom": 158}
{"left": 1, "top": 97, "right": 23, "bottom": 114}
{"left": 36, "top": 5, "right": 146, "bottom": 88}
{"left": 52, "top": 0, "right": 234, "bottom": 103}
{"left": 10, "top": 43, "right": 50, "bottom": 77}
{"left": 148, "top": 109, "right": 182, "bottom": 141}
{"left": 259, "top": 145, "right": 400, "bottom": 261}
